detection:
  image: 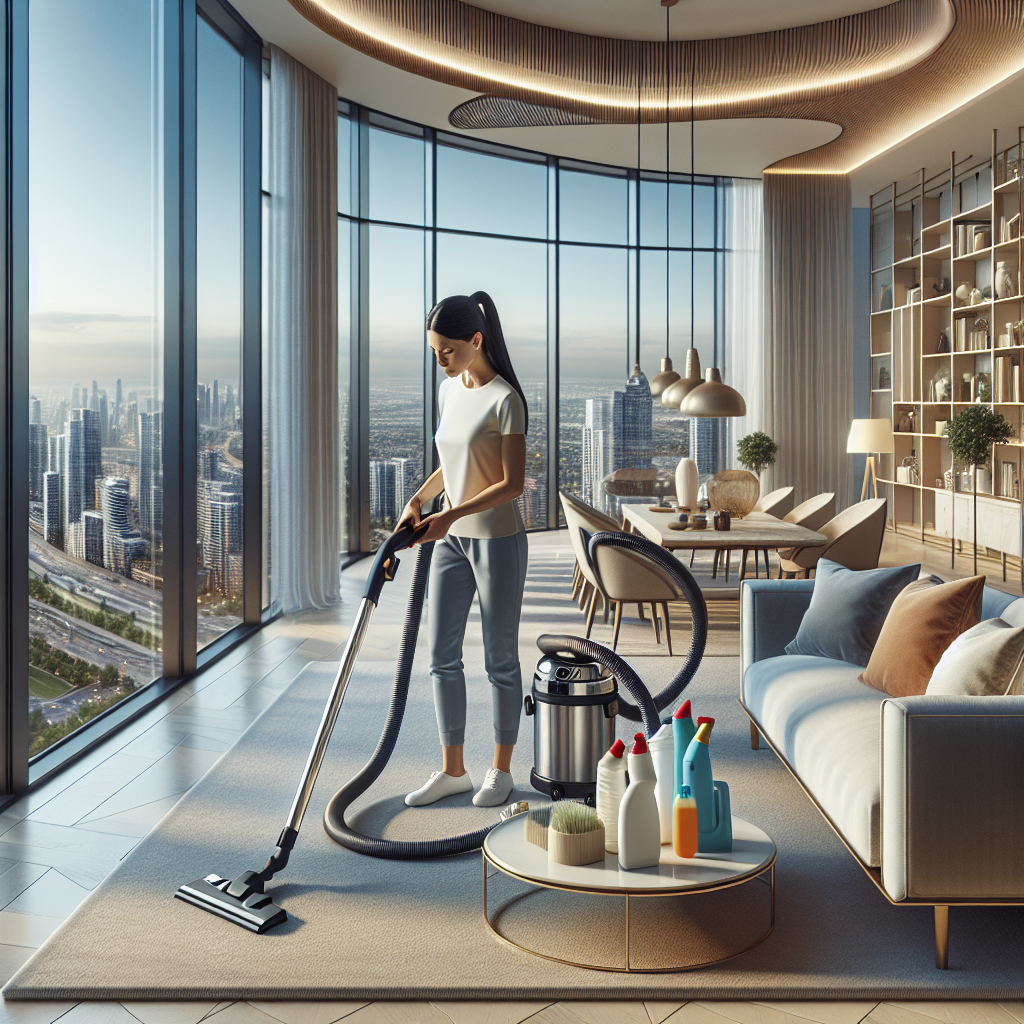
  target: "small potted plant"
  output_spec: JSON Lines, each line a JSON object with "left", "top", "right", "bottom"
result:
{"left": 946, "top": 406, "right": 1014, "bottom": 574}
{"left": 547, "top": 801, "right": 605, "bottom": 866}
{"left": 737, "top": 431, "right": 779, "bottom": 481}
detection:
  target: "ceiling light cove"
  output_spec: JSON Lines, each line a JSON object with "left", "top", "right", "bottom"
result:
{"left": 290, "top": 0, "right": 953, "bottom": 118}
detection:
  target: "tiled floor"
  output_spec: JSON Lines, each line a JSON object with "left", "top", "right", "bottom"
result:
{"left": 1, "top": 530, "right": 1020, "bottom": 1024}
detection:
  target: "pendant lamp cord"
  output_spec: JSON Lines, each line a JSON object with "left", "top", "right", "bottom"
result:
{"left": 690, "top": 38, "right": 696, "bottom": 356}
{"left": 665, "top": 5, "right": 670, "bottom": 362}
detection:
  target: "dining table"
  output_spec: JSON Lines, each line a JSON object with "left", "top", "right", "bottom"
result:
{"left": 619, "top": 504, "right": 828, "bottom": 594}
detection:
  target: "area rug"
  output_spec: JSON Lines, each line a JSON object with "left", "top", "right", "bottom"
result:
{"left": 4, "top": 636, "right": 1021, "bottom": 1001}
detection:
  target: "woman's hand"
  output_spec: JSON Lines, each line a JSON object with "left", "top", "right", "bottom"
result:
{"left": 397, "top": 496, "right": 422, "bottom": 530}
{"left": 414, "top": 510, "right": 454, "bottom": 544}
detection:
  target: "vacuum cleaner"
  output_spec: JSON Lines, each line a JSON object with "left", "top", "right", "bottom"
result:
{"left": 175, "top": 522, "right": 707, "bottom": 933}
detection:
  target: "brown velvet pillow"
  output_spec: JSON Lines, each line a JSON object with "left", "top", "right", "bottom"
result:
{"left": 860, "top": 575, "right": 985, "bottom": 697}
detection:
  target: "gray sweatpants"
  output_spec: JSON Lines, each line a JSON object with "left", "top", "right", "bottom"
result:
{"left": 427, "top": 531, "right": 529, "bottom": 747}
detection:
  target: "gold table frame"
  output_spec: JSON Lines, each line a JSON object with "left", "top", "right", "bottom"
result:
{"left": 481, "top": 846, "right": 776, "bottom": 973}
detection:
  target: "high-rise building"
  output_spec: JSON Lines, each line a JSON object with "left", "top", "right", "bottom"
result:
{"left": 611, "top": 365, "right": 653, "bottom": 472}
{"left": 208, "top": 497, "right": 241, "bottom": 595}
{"left": 115, "top": 379, "right": 122, "bottom": 419}
{"left": 688, "top": 416, "right": 729, "bottom": 478}
{"left": 581, "top": 398, "right": 610, "bottom": 508}
{"left": 29, "top": 396, "right": 41, "bottom": 425}
{"left": 43, "top": 471, "right": 61, "bottom": 547}
{"left": 139, "top": 411, "right": 163, "bottom": 539}
{"left": 81, "top": 408, "right": 102, "bottom": 510}
{"left": 99, "top": 392, "right": 109, "bottom": 445}
{"left": 212, "top": 380, "right": 220, "bottom": 425}
{"left": 28, "top": 422, "right": 48, "bottom": 501}
{"left": 392, "top": 457, "right": 418, "bottom": 518}
{"left": 63, "top": 415, "right": 85, "bottom": 540}
{"left": 100, "top": 476, "right": 131, "bottom": 569}
{"left": 199, "top": 447, "right": 221, "bottom": 481}
{"left": 369, "top": 460, "right": 396, "bottom": 524}
{"left": 90, "top": 380, "right": 99, "bottom": 413}
{"left": 83, "top": 510, "right": 104, "bottom": 567}
{"left": 53, "top": 398, "right": 68, "bottom": 434}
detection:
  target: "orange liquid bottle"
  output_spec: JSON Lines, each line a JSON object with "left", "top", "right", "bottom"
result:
{"left": 673, "top": 785, "right": 698, "bottom": 858}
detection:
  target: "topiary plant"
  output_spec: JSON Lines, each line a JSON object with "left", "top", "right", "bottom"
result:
{"left": 550, "top": 800, "right": 602, "bottom": 835}
{"left": 945, "top": 405, "right": 1014, "bottom": 574}
{"left": 736, "top": 431, "right": 779, "bottom": 477}
{"left": 946, "top": 405, "right": 1013, "bottom": 467}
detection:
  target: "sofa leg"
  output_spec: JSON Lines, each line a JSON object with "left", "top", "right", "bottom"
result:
{"left": 934, "top": 905, "right": 949, "bottom": 969}
{"left": 750, "top": 721, "right": 760, "bottom": 750}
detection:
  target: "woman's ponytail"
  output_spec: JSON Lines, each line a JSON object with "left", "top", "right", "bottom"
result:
{"left": 426, "top": 292, "right": 529, "bottom": 433}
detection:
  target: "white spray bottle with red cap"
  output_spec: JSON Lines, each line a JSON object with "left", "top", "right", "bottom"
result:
{"left": 617, "top": 733, "right": 662, "bottom": 870}
{"left": 596, "top": 738, "right": 627, "bottom": 853}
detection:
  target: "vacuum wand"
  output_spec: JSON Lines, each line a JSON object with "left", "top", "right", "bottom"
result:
{"left": 174, "top": 523, "right": 427, "bottom": 933}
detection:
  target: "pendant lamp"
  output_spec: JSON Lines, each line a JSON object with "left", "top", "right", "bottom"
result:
{"left": 662, "top": 346, "right": 702, "bottom": 406}
{"left": 679, "top": 367, "right": 747, "bottom": 417}
{"left": 649, "top": 2, "right": 680, "bottom": 397}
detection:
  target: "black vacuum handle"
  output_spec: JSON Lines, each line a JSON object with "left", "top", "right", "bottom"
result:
{"left": 363, "top": 521, "right": 431, "bottom": 605}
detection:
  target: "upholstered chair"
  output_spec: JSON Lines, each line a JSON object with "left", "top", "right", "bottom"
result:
{"left": 558, "top": 491, "right": 622, "bottom": 633}
{"left": 589, "top": 541, "right": 686, "bottom": 653}
{"left": 777, "top": 497, "right": 888, "bottom": 578}
{"left": 753, "top": 486, "right": 795, "bottom": 518}
{"left": 783, "top": 492, "right": 836, "bottom": 532}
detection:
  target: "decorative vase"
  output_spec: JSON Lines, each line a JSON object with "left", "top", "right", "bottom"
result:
{"left": 675, "top": 457, "right": 699, "bottom": 507}
{"left": 548, "top": 825, "right": 606, "bottom": 866}
{"left": 969, "top": 286, "right": 984, "bottom": 305}
{"left": 707, "top": 470, "right": 760, "bottom": 518}
{"left": 995, "top": 261, "right": 1017, "bottom": 299}
{"left": 955, "top": 281, "right": 972, "bottom": 305}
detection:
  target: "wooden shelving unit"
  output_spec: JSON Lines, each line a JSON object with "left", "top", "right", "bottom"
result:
{"left": 869, "top": 130, "right": 1024, "bottom": 583}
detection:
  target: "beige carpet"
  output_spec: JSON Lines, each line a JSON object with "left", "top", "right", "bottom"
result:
{"left": 4, "top": 639, "right": 1021, "bottom": 1001}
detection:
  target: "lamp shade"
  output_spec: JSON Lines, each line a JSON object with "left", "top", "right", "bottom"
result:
{"left": 678, "top": 367, "right": 747, "bottom": 418}
{"left": 649, "top": 356, "right": 681, "bottom": 396}
{"left": 662, "top": 348, "right": 703, "bottom": 407}
{"left": 847, "top": 418, "right": 894, "bottom": 454}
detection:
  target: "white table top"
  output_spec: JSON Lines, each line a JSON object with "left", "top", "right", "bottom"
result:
{"left": 621, "top": 506, "right": 827, "bottom": 551}
{"left": 484, "top": 814, "right": 775, "bottom": 896}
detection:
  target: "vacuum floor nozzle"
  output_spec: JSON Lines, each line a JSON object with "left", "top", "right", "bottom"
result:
{"left": 175, "top": 871, "right": 287, "bottom": 933}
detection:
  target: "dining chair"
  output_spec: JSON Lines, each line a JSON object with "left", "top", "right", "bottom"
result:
{"left": 777, "top": 497, "right": 888, "bottom": 578}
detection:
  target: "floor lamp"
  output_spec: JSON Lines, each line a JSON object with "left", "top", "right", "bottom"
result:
{"left": 848, "top": 419, "right": 894, "bottom": 501}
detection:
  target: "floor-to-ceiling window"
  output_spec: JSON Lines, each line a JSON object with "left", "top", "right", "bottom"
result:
{"left": 197, "top": 14, "right": 244, "bottom": 647}
{"left": 16, "top": 0, "right": 262, "bottom": 769}
{"left": 27, "top": 0, "right": 165, "bottom": 757}
{"left": 338, "top": 103, "right": 730, "bottom": 550}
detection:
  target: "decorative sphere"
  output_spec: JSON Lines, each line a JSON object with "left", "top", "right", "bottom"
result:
{"left": 707, "top": 470, "right": 760, "bottom": 519}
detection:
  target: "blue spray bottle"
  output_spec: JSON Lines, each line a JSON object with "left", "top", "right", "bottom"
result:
{"left": 682, "top": 717, "right": 716, "bottom": 833}
{"left": 672, "top": 700, "right": 696, "bottom": 800}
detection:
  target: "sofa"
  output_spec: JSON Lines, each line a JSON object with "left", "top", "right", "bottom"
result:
{"left": 740, "top": 578, "right": 1024, "bottom": 969}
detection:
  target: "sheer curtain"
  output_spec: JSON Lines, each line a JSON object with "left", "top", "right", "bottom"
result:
{"left": 724, "top": 178, "right": 765, "bottom": 462}
{"left": 761, "top": 173, "right": 854, "bottom": 505}
{"left": 267, "top": 45, "right": 339, "bottom": 612}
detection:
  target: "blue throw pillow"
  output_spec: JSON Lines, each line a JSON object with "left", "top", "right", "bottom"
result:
{"left": 784, "top": 559, "right": 922, "bottom": 667}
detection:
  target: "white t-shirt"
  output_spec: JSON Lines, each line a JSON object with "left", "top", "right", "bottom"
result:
{"left": 435, "top": 373, "right": 526, "bottom": 539}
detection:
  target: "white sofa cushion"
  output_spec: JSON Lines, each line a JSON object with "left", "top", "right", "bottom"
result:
{"left": 743, "top": 655, "right": 888, "bottom": 866}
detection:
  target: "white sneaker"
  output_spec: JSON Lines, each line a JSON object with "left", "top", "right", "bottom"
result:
{"left": 473, "top": 768, "right": 514, "bottom": 807}
{"left": 405, "top": 771, "right": 473, "bottom": 807}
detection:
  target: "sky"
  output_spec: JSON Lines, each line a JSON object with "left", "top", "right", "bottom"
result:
{"left": 29, "top": 0, "right": 243, "bottom": 395}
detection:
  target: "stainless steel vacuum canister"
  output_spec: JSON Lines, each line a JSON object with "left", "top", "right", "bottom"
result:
{"left": 524, "top": 648, "right": 618, "bottom": 803}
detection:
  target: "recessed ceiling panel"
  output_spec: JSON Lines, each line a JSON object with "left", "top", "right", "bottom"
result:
{"left": 465, "top": 0, "right": 890, "bottom": 41}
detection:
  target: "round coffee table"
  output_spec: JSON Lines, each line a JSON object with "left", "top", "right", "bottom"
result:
{"left": 482, "top": 814, "right": 775, "bottom": 972}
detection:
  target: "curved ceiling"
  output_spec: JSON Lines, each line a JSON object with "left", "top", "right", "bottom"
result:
{"left": 465, "top": 0, "right": 889, "bottom": 41}
{"left": 285, "top": 0, "right": 1024, "bottom": 173}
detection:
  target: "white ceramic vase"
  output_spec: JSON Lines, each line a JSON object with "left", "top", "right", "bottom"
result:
{"left": 995, "top": 261, "right": 1017, "bottom": 300}
{"left": 675, "top": 457, "right": 699, "bottom": 507}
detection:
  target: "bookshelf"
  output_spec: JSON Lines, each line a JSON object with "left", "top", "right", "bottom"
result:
{"left": 869, "top": 130, "right": 1024, "bottom": 583}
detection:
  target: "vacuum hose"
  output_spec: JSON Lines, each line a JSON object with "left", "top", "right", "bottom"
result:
{"left": 538, "top": 529, "right": 708, "bottom": 730}
{"left": 323, "top": 525, "right": 707, "bottom": 860}
{"left": 324, "top": 538, "right": 505, "bottom": 859}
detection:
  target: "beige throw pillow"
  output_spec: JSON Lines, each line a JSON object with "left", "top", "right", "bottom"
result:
{"left": 926, "top": 618, "right": 1024, "bottom": 696}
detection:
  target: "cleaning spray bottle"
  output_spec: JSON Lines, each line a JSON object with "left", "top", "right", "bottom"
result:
{"left": 682, "top": 717, "right": 717, "bottom": 834}
{"left": 617, "top": 733, "right": 662, "bottom": 870}
{"left": 673, "top": 784, "right": 698, "bottom": 858}
{"left": 648, "top": 718, "right": 674, "bottom": 843}
{"left": 672, "top": 700, "right": 696, "bottom": 802}
{"left": 595, "top": 738, "right": 627, "bottom": 853}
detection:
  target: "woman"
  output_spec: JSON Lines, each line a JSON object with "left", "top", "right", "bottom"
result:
{"left": 398, "top": 291, "right": 529, "bottom": 809}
